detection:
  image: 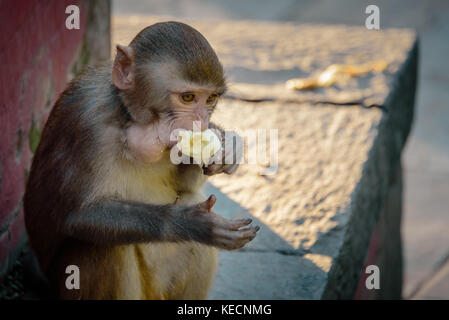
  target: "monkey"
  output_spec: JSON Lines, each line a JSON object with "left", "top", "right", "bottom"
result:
{"left": 24, "top": 21, "right": 259, "bottom": 300}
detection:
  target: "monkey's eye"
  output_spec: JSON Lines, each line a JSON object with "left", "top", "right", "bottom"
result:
{"left": 180, "top": 93, "right": 195, "bottom": 103}
{"left": 206, "top": 94, "right": 219, "bottom": 105}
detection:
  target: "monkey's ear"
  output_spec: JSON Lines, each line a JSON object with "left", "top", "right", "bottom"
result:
{"left": 112, "top": 44, "right": 135, "bottom": 90}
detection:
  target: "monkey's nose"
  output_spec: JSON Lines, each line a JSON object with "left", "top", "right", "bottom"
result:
{"left": 198, "top": 119, "right": 209, "bottom": 131}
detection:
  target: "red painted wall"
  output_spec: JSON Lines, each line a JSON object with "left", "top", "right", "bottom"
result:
{"left": 354, "top": 225, "right": 381, "bottom": 299}
{"left": 0, "top": 0, "right": 90, "bottom": 277}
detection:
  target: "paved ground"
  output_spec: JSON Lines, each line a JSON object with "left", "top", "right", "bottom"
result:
{"left": 112, "top": 0, "right": 449, "bottom": 299}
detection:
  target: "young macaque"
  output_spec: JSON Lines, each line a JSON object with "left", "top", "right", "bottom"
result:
{"left": 24, "top": 21, "right": 258, "bottom": 300}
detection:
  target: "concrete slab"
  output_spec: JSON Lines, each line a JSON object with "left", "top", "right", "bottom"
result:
{"left": 208, "top": 251, "right": 328, "bottom": 300}
{"left": 204, "top": 183, "right": 297, "bottom": 254}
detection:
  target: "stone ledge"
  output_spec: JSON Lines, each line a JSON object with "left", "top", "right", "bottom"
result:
{"left": 203, "top": 24, "right": 416, "bottom": 298}
{"left": 209, "top": 251, "right": 327, "bottom": 300}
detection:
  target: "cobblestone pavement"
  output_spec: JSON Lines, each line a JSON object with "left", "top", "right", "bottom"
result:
{"left": 112, "top": 0, "right": 449, "bottom": 299}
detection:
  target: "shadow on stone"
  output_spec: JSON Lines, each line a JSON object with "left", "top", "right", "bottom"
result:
{"left": 205, "top": 183, "right": 328, "bottom": 299}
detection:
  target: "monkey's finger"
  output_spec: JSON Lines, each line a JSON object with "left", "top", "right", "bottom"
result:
{"left": 229, "top": 218, "right": 253, "bottom": 230}
{"left": 223, "top": 163, "right": 239, "bottom": 175}
{"left": 198, "top": 195, "right": 216, "bottom": 212}
{"left": 208, "top": 214, "right": 241, "bottom": 230}
{"left": 214, "top": 225, "right": 259, "bottom": 240}
{"left": 215, "top": 227, "right": 259, "bottom": 250}
{"left": 203, "top": 163, "right": 222, "bottom": 176}
{"left": 209, "top": 128, "right": 223, "bottom": 140}
{"left": 238, "top": 225, "right": 260, "bottom": 236}
{"left": 217, "top": 239, "right": 251, "bottom": 250}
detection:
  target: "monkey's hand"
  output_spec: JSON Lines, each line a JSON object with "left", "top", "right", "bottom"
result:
{"left": 203, "top": 130, "right": 243, "bottom": 176}
{"left": 186, "top": 195, "right": 259, "bottom": 250}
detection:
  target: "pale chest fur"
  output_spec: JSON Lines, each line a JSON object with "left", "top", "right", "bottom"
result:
{"left": 91, "top": 152, "right": 207, "bottom": 205}
{"left": 89, "top": 153, "right": 215, "bottom": 299}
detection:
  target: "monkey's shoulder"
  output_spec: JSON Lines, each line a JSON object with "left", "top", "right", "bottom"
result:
{"left": 53, "top": 64, "right": 117, "bottom": 119}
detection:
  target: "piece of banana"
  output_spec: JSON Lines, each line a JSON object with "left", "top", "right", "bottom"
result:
{"left": 176, "top": 129, "right": 222, "bottom": 165}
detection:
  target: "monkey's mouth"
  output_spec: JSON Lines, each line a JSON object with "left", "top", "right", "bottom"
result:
{"left": 176, "top": 129, "right": 222, "bottom": 165}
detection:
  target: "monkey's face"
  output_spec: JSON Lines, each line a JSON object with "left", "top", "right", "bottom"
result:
{"left": 158, "top": 87, "right": 221, "bottom": 147}
{"left": 112, "top": 23, "right": 226, "bottom": 165}
{"left": 138, "top": 60, "right": 224, "bottom": 143}
{"left": 124, "top": 71, "right": 223, "bottom": 165}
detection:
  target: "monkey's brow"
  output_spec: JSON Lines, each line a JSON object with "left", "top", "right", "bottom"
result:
{"left": 169, "top": 89, "right": 221, "bottom": 95}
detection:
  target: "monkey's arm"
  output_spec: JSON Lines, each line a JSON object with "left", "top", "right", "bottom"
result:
{"left": 61, "top": 196, "right": 258, "bottom": 250}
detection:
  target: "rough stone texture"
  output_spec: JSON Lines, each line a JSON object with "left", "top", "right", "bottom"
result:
{"left": 114, "top": 16, "right": 413, "bottom": 108}
{"left": 205, "top": 184, "right": 331, "bottom": 299}
{"left": 0, "top": 0, "right": 111, "bottom": 281}
{"left": 113, "top": 17, "right": 417, "bottom": 299}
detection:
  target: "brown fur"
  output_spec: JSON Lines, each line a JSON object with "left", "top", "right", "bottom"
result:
{"left": 24, "top": 22, "right": 256, "bottom": 300}
{"left": 25, "top": 74, "right": 216, "bottom": 298}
